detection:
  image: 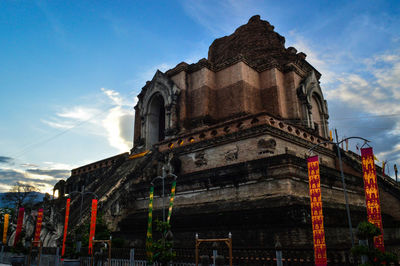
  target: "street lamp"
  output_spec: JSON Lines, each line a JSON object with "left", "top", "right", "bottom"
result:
{"left": 307, "top": 129, "right": 370, "bottom": 248}
{"left": 67, "top": 189, "right": 98, "bottom": 252}
{"left": 150, "top": 166, "right": 178, "bottom": 260}
{"left": 151, "top": 166, "right": 178, "bottom": 223}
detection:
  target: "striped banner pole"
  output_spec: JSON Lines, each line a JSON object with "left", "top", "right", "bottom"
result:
{"left": 13, "top": 207, "right": 25, "bottom": 247}
{"left": 88, "top": 199, "right": 98, "bottom": 255}
{"left": 167, "top": 181, "right": 176, "bottom": 224}
{"left": 33, "top": 208, "right": 44, "bottom": 246}
{"left": 61, "top": 198, "right": 71, "bottom": 258}
{"left": 3, "top": 214, "right": 9, "bottom": 245}
{"left": 307, "top": 156, "right": 327, "bottom": 266}
{"left": 146, "top": 186, "right": 154, "bottom": 260}
{"left": 361, "top": 147, "right": 385, "bottom": 252}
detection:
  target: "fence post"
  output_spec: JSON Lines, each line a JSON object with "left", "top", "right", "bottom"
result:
{"left": 1, "top": 245, "right": 4, "bottom": 263}
{"left": 129, "top": 248, "right": 135, "bottom": 266}
{"left": 359, "top": 239, "right": 368, "bottom": 264}
{"left": 56, "top": 247, "right": 60, "bottom": 266}
{"left": 275, "top": 239, "right": 282, "bottom": 266}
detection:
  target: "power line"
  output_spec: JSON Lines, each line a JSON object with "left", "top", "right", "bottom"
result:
{"left": 11, "top": 105, "right": 117, "bottom": 159}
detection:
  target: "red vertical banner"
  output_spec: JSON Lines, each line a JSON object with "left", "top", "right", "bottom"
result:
{"left": 307, "top": 156, "right": 327, "bottom": 266}
{"left": 61, "top": 198, "right": 71, "bottom": 257}
{"left": 33, "top": 208, "right": 44, "bottom": 246}
{"left": 361, "top": 147, "right": 385, "bottom": 252}
{"left": 88, "top": 199, "right": 98, "bottom": 255}
{"left": 13, "top": 207, "right": 24, "bottom": 247}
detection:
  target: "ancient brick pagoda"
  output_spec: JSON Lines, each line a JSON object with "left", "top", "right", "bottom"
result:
{"left": 53, "top": 15, "right": 400, "bottom": 255}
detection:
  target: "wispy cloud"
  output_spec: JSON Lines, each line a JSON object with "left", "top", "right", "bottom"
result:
{"left": 0, "top": 156, "right": 14, "bottom": 165}
{"left": 26, "top": 169, "right": 70, "bottom": 179}
{"left": 264, "top": 21, "right": 400, "bottom": 176}
{"left": 57, "top": 106, "right": 99, "bottom": 121}
{"left": 0, "top": 165, "right": 69, "bottom": 193}
{"left": 43, "top": 88, "right": 134, "bottom": 153}
{"left": 180, "top": 0, "right": 261, "bottom": 36}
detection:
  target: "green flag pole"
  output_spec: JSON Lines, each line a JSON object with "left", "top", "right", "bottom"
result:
{"left": 167, "top": 180, "right": 177, "bottom": 224}
{"left": 146, "top": 186, "right": 154, "bottom": 260}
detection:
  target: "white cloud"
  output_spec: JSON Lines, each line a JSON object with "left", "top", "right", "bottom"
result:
{"left": 0, "top": 183, "right": 12, "bottom": 192}
{"left": 41, "top": 119, "right": 75, "bottom": 129}
{"left": 102, "top": 105, "right": 133, "bottom": 152}
{"left": 42, "top": 87, "right": 134, "bottom": 153}
{"left": 57, "top": 106, "right": 99, "bottom": 121}
{"left": 101, "top": 88, "right": 124, "bottom": 106}
{"left": 43, "top": 161, "right": 76, "bottom": 170}
{"left": 331, "top": 50, "right": 400, "bottom": 116}
{"left": 284, "top": 32, "right": 400, "bottom": 176}
{"left": 288, "top": 32, "right": 336, "bottom": 85}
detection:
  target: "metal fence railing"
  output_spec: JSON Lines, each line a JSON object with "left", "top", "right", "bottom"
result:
{"left": 1, "top": 245, "right": 392, "bottom": 265}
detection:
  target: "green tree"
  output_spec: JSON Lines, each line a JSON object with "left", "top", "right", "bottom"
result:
{"left": 149, "top": 219, "right": 176, "bottom": 265}
{"left": 351, "top": 221, "right": 398, "bottom": 265}
{"left": 1, "top": 182, "right": 38, "bottom": 210}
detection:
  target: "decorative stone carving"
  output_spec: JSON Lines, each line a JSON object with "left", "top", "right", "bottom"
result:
{"left": 194, "top": 151, "right": 207, "bottom": 167}
{"left": 257, "top": 138, "right": 276, "bottom": 154}
{"left": 225, "top": 145, "right": 239, "bottom": 161}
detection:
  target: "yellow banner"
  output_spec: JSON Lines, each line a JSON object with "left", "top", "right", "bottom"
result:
{"left": 3, "top": 214, "right": 9, "bottom": 244}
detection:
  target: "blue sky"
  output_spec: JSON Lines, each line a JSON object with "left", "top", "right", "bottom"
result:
{"left": 1, "top": 0, "right": 400, "bottom": 193}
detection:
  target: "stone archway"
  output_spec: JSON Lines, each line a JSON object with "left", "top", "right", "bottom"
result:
{"left": 135, "top": 70, "right": 181, "bottom": 150}
{"left": 297, "top": 71, "right": 329, "bottom": 138}
{"left": 146, "top": 93, "right": 166, "bottom": 146}
{"left": 310, "top": 93, "right": 328, "bottom": 138}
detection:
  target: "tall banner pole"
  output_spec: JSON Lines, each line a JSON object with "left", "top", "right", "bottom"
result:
{"left": 33, "top": 208, "right": 44, "bottom": 247}
{"left": 3, "top": 214, "right": 9, "bottom": 245}
{"left": 361, "top": 147, "right": 385, "bottom": 252}
{"left": 146, "top": 186, "right": 154, "bottom": 260}
{"left": 61, "top": 198, "right": 71, "bottom": 258}
{"left": 167, "top": 181, "right": 176, "bottom": 224}
{"left": 307, "top": 156, "right": 327, "bottom": 266}
{"left": 13, "top": 207, "right": 25, "bottom": 247}
{"left": 88, "top": 199, "right": 98, "bottom": 255}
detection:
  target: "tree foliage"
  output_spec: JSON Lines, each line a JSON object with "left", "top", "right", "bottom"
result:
{"left": 351, "top": 221, "right": 398, "bottom": 265}
{"left": 148, "top": 219, "right": 176, "bottom": 265}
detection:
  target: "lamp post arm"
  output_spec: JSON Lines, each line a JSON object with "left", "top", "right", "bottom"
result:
{"left": 307, "top": 136, "right": 370, "bottom": 155}
{"left": 307, "top": 140, "right": 334, "bottom": 155}
{"left": 67, "top": 190, "right": 98, "bottom": 199}
{"left": 168, "top": 173, "right": 178, "bottom": 180}
{"left": 151, "top": 176, "right": 164, "bottom": 186}
{"left": 337, "top": 136, "right": 370, "bottom": 146}
{"left": 67, "top": 191, "right": 83, "bottom": 198}
{"left": 83, "top": 191, "right": 99, "bottom": 199}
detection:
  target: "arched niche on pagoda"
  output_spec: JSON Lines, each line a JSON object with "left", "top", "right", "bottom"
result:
{"left": 136, "top": 70, "right": 181, "bottom": 149}
{"left": 297, "top": 71, "right": 329, "bottom": 138}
